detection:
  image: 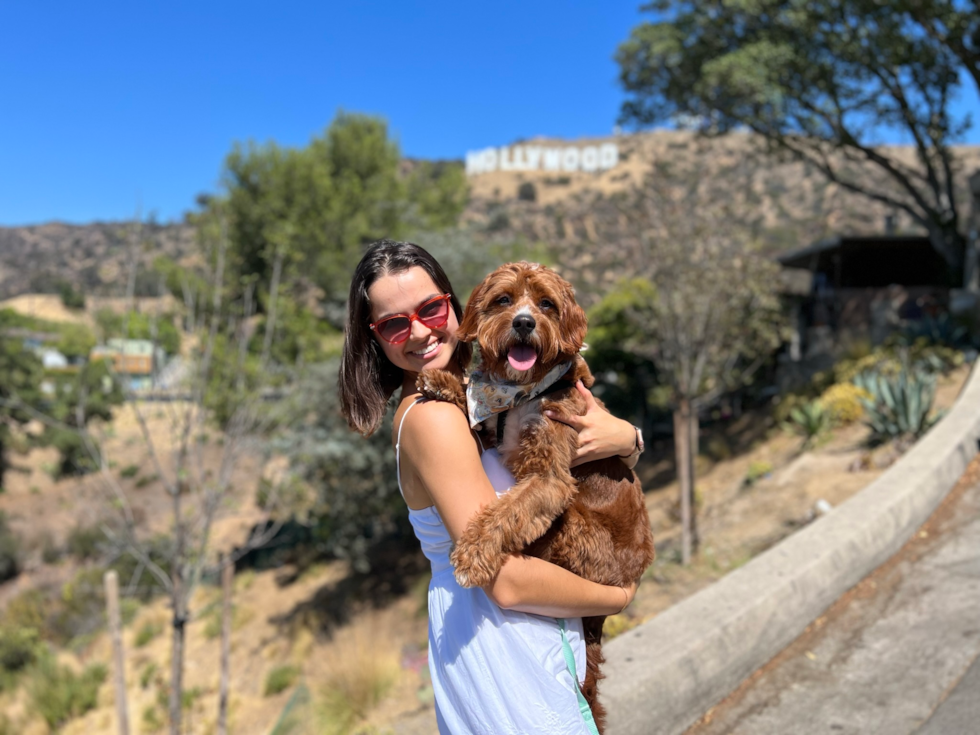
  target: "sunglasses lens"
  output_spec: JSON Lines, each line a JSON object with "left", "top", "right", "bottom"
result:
{"left": 418, "top": 297, "right": 450, "bottom": 326}
{"left": 377, "top": 317, "right": 411, "bottom": 343}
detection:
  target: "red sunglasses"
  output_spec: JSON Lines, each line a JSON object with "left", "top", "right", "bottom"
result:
{"left": 369, "top": 294, "right": 452, "bottom": 344}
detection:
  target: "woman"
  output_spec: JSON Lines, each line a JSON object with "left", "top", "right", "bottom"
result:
{"left": 339, "top": 240, "right": 642, "bottom": 734}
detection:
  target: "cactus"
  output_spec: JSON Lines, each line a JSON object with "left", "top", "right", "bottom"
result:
{"left": 853, "top": 364, "right": 938, "bottom": 444}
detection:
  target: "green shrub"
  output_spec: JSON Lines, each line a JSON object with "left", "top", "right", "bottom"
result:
{"left": 58, "top": 281, "right": 86, "bottom": 310}
{"left": 0, "top": 626, "right": 42, "bottom": 673}
{"left": 65, "top": 523, "right": 105, "bottom": 561}
{"left": 517, "top": 181, "right": 537, "bottom": 202}
{"left": 134, "top": 620, "right": 163, "bottom": 648}
{"left": 3, "top": 589, "right": 48, "bottom": 633}
{"left": 141, "top": 704, "right": 164, "bottom": 732}
{"left": 265, "top": 664, "right": 300, "bottom": 696}
{"left": 28, "top": 657, "right": 107, "bottom": 729}
{"left": 0, "top": 512, "right": 20, "bottom": 583}
{"left": 50, "top": 568, "right": 112, "bottom": 644}
{"left": 40, "top": 534, "right": 62, "bottom": 564}
{"left": 743, "top": 460, "right": 774, "bottom": 486}
{"left": 134, "top": 473, "right": 159, "bottom": 489}
{"left": 819, "top": 382, "right": 870, "bottom": 425}
{"left": 139, "top": 661, "right": 159, "bottom": 690}
{"left": 119, "top": 464, "right": 140, "bottom": 479}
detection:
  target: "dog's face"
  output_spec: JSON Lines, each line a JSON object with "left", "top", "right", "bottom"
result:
{"left": 458, "top": 262, "right": 587, "bottom": 384}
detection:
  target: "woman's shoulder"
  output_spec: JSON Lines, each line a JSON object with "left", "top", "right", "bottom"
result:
{"left": 402, "top": 396, "right": 470, "bottom": 429}
{"left": 398, "top": 396, "right": 472, "bottom": 449}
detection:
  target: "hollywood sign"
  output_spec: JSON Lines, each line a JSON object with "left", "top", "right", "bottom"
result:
{"left": 465, "top": 142, "right": 620, "bottom": 175}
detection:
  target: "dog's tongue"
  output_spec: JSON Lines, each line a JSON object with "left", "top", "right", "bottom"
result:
{"left": 507, "top": 344, "right": 537, "bottom": 372}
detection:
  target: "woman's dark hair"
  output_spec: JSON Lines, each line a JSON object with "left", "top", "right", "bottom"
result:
{"left": 339, "top": 239, "right": 472, "bottom": 436}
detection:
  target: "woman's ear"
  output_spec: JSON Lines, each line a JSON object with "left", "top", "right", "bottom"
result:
{"left": 456, "top": 277, "right": 488, "bottom": 343}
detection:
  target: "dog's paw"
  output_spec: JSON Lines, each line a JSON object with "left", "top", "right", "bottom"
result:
{"left": 416, "top": 371, "right": 466, "bottom": 409}
{"left": 450, "top": 539, "right": 500, "bottom": 588}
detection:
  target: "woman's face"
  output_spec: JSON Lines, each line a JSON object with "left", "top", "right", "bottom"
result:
{"left": 368, "top": 267, "right": 460, "bottom": 375}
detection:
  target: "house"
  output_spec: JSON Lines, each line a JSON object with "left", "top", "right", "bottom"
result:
{"left": 776, "top": 235, "right": 952, "bottom": 357}
{"left": 90, "top": 338, "right": 167, "bottom": 391}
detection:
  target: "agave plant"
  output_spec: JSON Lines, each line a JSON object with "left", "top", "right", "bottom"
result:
{"left": 898, "top": 313, "right": 972, "bottom": 349}
{"left": 787, "top": 400, "right": 832, "bottom": 450}
{"left": 852, "top": 364, "right": 938, "bottom": 445}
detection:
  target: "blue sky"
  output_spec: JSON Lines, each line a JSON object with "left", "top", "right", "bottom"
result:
{"left": 1, "top": 1, "right": 978, "bottom": 226}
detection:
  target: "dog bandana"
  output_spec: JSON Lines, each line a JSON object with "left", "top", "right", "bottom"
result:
{"left": 466, "top": 361, "right": 573, "bottom": 428}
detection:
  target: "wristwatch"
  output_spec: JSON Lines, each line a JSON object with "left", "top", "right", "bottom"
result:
{"left": 621, "top": 426, "right": 645, "bottom": 459}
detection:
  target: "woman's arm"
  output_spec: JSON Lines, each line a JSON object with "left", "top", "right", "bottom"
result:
{"left": 401, "top": 400, "right": 635, "bottom": 617}
{"left": 545, "top": 381, "right": 642, "bottom": 468}
{"left": 486, "top": 555, "right": 636, "bottom": 616}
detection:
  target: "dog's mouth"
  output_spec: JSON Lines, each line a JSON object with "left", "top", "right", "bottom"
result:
{"left": 507, "top": 343, "right": 538, "bottom": 372}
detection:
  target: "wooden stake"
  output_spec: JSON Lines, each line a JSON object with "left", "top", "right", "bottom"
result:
{"left": 218, "top": 557, "right": 233, "bottom": 735}
{"left": 104, "top": 570, "right": 130, "bottom": 735}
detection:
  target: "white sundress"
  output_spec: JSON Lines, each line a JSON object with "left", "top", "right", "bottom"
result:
{"left": 396, "top": 399, "right": 595, "bottom": 735}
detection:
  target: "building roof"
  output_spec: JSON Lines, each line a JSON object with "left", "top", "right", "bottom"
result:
{"left": 776, "top": 235, "right": 950, "bottom": 288}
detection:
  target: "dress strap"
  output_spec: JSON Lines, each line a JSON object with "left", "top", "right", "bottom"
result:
{"left": 557, "top": 618, "right": 600, "bottom": 735}
{"left": 395, "top": 398, "right": 424, "bottom": 500}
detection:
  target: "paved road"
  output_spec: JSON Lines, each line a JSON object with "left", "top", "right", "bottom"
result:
{"left": 687, "top": 468, "right": 980, "bottom": 735}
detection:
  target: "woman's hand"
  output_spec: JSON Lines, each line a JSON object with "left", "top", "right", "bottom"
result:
{"left": 621, "top": 581, "right": 639, "bottom": 612}
{"left": 545, "top": 381, "right": 638, "bottom": 467}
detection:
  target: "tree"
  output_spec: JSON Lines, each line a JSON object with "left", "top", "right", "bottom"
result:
{"left": 273, "top": 361, "right": 404, "bottom": 573}
{"left": 617, "top": 0, "right": 977, "bottom": 283}
{"left": 47, "top": 220, "right": 296, "bottom": 735}
{"left": 587, "top": 164, "right": 786, "bottom": 564}
{"left": 212, "top": 111, "right": 467, "bottom": 328}
{"left": 39, "top": 359, "right": 124, "bottom": 477}
{"left": 0, "top": 335, "right": 44, "bottom": 490}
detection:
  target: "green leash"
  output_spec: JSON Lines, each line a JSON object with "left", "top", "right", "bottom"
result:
{"left": 557, "top": 618, "right": 600, "bottom": 735}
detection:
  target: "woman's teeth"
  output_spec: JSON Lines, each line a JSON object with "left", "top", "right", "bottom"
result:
{"left": 412, "top": 342, "right": 439, "bottom": 356}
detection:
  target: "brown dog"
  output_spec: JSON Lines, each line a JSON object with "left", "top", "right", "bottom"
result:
{"left": 417, "top": 261, "right": 655, "bottom": 732}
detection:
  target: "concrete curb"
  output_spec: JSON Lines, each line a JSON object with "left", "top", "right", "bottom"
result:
{"left": 603, "top": 363, "right": 980, "bottom": 735}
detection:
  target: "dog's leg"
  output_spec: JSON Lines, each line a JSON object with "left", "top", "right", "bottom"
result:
{"left": 451, "top": 420, "right": 579, "bottom": 587}
{"left": 415, "top": 370, "right": 466, "bottom": 413}
{"left": 450, "top": 470, "right": 578, "bottom": 587}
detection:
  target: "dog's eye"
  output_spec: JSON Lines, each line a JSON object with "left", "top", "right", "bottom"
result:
{"left": 495, "top": 295, "right": 512, "bottom": 307}
{"left": 540, "top": 299, "right": 555, "bottom": 310}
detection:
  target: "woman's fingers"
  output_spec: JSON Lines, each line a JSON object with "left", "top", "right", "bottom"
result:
{"left": 575, "top": 380, "right": 600, "bottom": 411}
{"left": 544, "top": 408, "right": 585, "bottom": 429}
{"left": 546, "top": 381, "right": 597, "bottom": 427}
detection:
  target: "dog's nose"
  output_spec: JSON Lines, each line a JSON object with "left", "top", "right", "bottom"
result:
{"left": 512, "top": 313, "right": 536, "bottom": 338}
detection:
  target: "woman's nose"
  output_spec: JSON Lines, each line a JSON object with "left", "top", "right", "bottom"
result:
{"left": 409, "top": 318, "right": 431, "bottom": 341}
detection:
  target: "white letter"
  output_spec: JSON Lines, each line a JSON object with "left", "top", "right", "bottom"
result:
{"left": 581, "top": 146, "right": 598, "bottom": 172}
{"left": 599, "top": 143, "right": 619, "bottom": 169}
{"left": 482, "top": 147, "right": 498, "bottom": 172}
{"left": 543, "top": 148, "right": 562, "bottom": 171}
{"left": 500, "top": 146, "right": 513, "bottom": 171}
{"left": 562, "top": 147, "right": 580, "bottom": 172}
{"left": 513, "top": 146, "right": 527, "bottom": 170}
{"left": 524, "top": 146, "right": 542, "bottom": 170}
{"left": 466, "top": 151, "right": 482, "bottom": 175}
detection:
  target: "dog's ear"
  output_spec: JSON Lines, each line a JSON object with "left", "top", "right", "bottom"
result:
{"left": 457, "top": 277, "right": 488, "bottom": 343}
{"left": 556, "top": 281, "right": 588, "bottom": 355}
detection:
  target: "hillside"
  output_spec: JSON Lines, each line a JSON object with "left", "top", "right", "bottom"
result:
{"left": 462, "top": 130, "right": 980, "bottom": 254}
{"left": 0, "top": 221, "right": 196, "bottom": 301}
